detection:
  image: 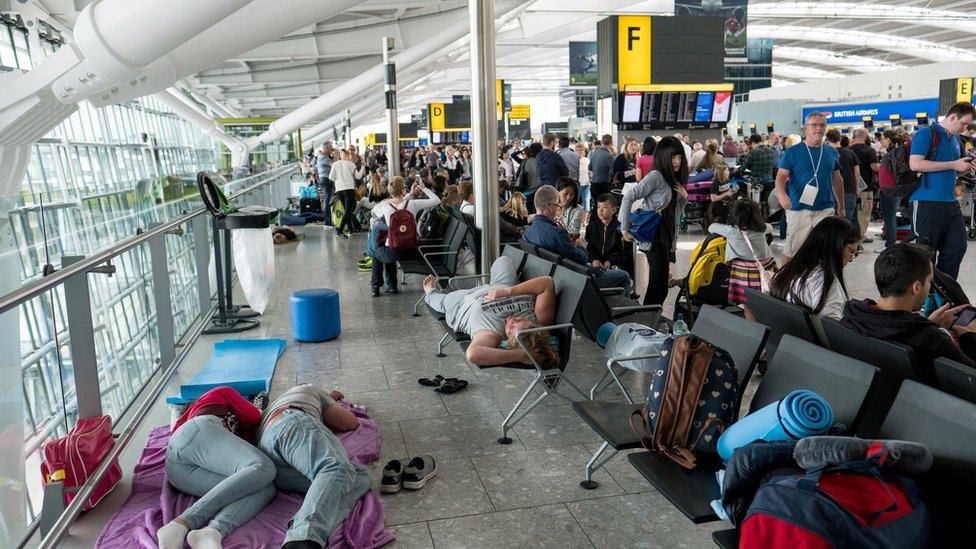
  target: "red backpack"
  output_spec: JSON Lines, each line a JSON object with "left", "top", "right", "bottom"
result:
{"left": 387, "top": 199, "right": 418, "bottom": 251}
{"left": 878, "top": 128, "right": 939, "bottom": 197}
{"left": 41, "top": 415, "right": 122, "bottom": 510}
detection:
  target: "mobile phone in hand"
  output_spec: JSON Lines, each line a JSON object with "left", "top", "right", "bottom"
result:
{"left": 954, "top": 306, "right": 976, "bottom": 327}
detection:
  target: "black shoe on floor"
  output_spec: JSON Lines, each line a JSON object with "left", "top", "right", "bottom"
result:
{"left": 336, "top": 231, "right": 349, "bottom": 239}
{"left": 371, "top": 287, "right": 381, "bottom": 297}
{"left": 402, "top": 455, "right": 437, "bottom": 490}
{"left": 383, "top": 286, "right": 399, "bottom": 294}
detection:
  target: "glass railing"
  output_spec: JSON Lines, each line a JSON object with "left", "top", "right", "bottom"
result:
{"left": 1, "top": 164, "right": 299, "bottom": 547}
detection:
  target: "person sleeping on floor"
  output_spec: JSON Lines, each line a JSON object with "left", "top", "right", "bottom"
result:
{"left": 157, "top": 384, "right": 370, "bottom": 549}
{"left": 423, "top": 255, "right": 559, "bottom": 369}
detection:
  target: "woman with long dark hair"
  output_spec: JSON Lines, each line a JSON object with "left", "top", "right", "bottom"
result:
{"left": 619, "top": 136, "right": 689, "bottom": 305}
{"left": 769, "top": 216, "right": 860, "bottom": 319}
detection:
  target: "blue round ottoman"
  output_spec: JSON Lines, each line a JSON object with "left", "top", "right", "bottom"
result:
{"left": 290, "top": 289, "right": 341, "bottom": 342}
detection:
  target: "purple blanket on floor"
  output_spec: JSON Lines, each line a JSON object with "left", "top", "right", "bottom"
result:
{"left": 94, "top": 403, "right": 393, "bottom": 549}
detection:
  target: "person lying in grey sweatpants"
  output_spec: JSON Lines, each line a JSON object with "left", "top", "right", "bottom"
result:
{"left": 257, "top": 384, "right": 371, "bottom": 549}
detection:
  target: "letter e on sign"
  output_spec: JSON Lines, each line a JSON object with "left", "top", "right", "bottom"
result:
{"left": 957, "top": 78, "right": 973, "bottom": 103}
{"left": 617, "top": 16, "right": 651, "bottom": 89}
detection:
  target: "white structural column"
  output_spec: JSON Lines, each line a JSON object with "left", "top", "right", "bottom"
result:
{"left": 469, "top": 0, "right": 499, "bottom": 272}
{"left": 382, "top": 37, "right": 400, "bottom": 177}
{"left": 153, "top": 89, "right": 249, "bottom": 166}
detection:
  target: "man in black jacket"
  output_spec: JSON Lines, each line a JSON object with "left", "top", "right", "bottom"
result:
{"left": 840, "top": 243, "right": 976, "bottom": 369}
{"left": 536, "top": 132, "right": 568, "bottom": 186}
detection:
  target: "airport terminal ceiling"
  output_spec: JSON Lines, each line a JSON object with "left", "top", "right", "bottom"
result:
{"left": 12, "top": 0, "right": 976, "bottom": 129}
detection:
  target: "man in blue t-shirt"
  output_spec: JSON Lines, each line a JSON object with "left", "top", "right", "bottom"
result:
{"left": 775, "top": 112, "right": 845, "bottom": 259}
{"left": 908, "top": 101, "right": 976, "bottom": 279}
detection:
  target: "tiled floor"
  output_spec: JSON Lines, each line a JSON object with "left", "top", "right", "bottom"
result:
{"left": 67, "top": 218, "right": 976, "bottom": 548}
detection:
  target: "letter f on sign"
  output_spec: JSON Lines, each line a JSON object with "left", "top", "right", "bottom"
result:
{"left": 628, "top": 26, "right": 640, "bottom": 50}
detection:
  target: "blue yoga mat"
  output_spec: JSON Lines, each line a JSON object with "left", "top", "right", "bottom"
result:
{"left": 165, "top": 338, "right": 287, "bottom": 405}
{"left": 717, "top": 389, "right": 834, "bottom": 462}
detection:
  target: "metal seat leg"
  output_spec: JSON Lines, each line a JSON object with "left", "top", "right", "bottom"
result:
{"left": 498, "top": 373, "right": 547, "bottom": 444}
{"left": 580, "top": 440, "right": 619, "bottom": 490}
{"left": 435, "top": 331, "right": 451, "bottom": 358}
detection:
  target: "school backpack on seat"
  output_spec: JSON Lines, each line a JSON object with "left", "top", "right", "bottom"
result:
{"left": 741, "top": 444, "right": 934, "bottom": 549}
{"left": 41, "top": 415, "right": 122, "bottom": 510}
{"left": 879, "top": 131, "right": 939, "bottom": 198}
{"left": 629, "top": 334, "right": 738, "bottom": 469}
{"left": 687, "top": 234, "right": 728, "bottom": 304}
{"left": 419, "top": 205, "right": 450, "bottom": 240}
{"left": 387, "top": 199, "right": 418, "bottom": 251}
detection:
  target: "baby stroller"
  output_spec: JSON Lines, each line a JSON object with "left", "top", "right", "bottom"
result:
{"left": 673, "top": 233, "right": 733, "bottom": 325}
{"left": 682, "top": 169, "right": 715, "bottom": 233}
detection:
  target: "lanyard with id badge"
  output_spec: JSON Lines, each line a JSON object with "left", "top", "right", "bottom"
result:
{"left": 799, "top": 143, "right": 823, "bottom": 206}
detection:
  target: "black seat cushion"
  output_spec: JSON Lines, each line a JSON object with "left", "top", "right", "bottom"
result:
{"left": 628, "top": 451, "right": 722, "bottom": 524}
{"left": 573, "top": 400, "right": 643, "bottom": 449}
{"left": 712, "top": 529, "right": 739, "bottom": 549}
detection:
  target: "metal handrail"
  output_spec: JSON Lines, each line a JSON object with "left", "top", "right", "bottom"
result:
{"left": 19, "top": 164, "right": 296, "bottom": 549}
{"left": 0, "top": 164, "right": 294, "bottom": 317}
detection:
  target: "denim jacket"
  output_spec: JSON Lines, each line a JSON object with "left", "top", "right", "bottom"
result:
{"left": 522, "top": 215, "right": 587, "bottom": 265}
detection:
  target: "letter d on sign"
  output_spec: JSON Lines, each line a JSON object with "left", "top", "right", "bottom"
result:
{"left": 617, "top": 16, "right": 651, "bottom": 89}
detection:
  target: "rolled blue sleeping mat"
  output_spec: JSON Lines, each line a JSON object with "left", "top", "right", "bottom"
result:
{"left": 717, "top": 389, "right": 834, "bottom": 462}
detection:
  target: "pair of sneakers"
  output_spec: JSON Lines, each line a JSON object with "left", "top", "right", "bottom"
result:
{"left": 381, "top": 455, "right": 436, "bottom": 494}
{"left": 357, "top": 256, "right": 372, "bottom": 272}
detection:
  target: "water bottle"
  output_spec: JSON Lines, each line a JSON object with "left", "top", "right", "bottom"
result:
{"left": 672, "top": 314, "right": 689, "bottom": 336}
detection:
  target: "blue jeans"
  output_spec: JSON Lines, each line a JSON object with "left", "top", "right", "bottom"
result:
{"left": 258, "top": 411, "right": 372, "bottom": 546}
{"left": 881, "top": 193, "right": 900, "bottom": 248}
{"left": 579, "top": 185, "right": 591, "bottom": 212}
{"left": 844, "top": 193, "right": 860, "bottom": 236}
{"left": 165, "top": 415, "right": 276, "bottom": 536}
{"left": 319, "top": 177, "right": 335, "bottom": 226}
{"left": 593, "top": 266, "right": 633, "bottom": 293}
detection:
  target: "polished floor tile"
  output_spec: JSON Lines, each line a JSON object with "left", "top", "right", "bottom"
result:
{"left": 428, "top": 504, "right": 593, "bottom": 549}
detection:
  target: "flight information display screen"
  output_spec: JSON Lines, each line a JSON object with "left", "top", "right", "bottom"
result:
{"left": 618, "top": 89, "right": 733, "bottom": 129}
{"left": 622, "top": 92, "right": 643, "bottom": 123}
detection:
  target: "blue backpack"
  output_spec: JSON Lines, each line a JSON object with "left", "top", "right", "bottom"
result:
{"left": 630, "top": 334, "right": 738, "bottom": 469}
{"left": 741, "top": 444, "right": 933, "bottom": 548}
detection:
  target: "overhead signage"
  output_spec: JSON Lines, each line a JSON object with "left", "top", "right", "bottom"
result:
{"left": 616, "top": 15, "right": 652, "bottom": 91}
{"left": 624, "top": 84, "right": 734, "bottom": 92}
{"left": 428, "top": 101, "right": 471, "bottom": 131}
{"left": 674, "top": 0, "right": 748, "bottom": 62}
{"left": 398, "top": 122, "right": 418, "bottom": 140}
{"left": 802, "top": 97, "right": 939, "bottom": 125}
{"left": 496, "top": 79, "right": 507, "bottom": 120}
{"left": 618, "top": 87, "right": 732, "bottom": 130}
{"left": 429, "top": 103, "right": 446, "bottom": 131}
{"left": 569, "top": 41, "right": 598, "bottom": 86}
{"left": 958, "top": 78, "right": 973, "bottom": 103}
{"left": 509, "top": 104, "right": 531, "bottom": 120}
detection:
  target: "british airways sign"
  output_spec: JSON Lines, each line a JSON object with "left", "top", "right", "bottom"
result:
{"left": 802, "top": 97, "right": 939, "bottom": 125}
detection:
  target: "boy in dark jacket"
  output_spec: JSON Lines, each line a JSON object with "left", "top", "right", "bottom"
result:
{"left": 585, "top": 193, "right": 624, "bottom": 268}
{"left": 840, "top": 243, "right": 976, "bottom": 371}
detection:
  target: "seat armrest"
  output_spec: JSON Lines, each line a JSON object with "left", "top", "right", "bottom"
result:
{"left": 448, "top": 273, "right": 491, "bottom": 290}
{"left": 599, "top": 287, "right": 628, "bottom": 296}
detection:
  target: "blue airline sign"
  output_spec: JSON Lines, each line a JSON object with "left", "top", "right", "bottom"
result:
{"left": 802, "top": 97, "right": 939, "bottom": 125}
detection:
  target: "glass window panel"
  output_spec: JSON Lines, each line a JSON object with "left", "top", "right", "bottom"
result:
{"left": 0, "top": 25, "right": 15, "bottom": 68}
{"left": 12, "top": 28, "right": 31, "bottom": 69}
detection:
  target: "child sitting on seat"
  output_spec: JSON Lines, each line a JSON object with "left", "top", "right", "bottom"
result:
{"left": 584, "top": 193, "right": 624, "bottom": 269}
{"left": 708, "top": 164, "right": 737, "bottom": 223}
{"left": 708, "top": 199, "right": 776, "bottom": 317}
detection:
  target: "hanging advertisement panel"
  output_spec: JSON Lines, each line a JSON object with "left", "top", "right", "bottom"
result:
{"left": 569, "top": 41, "right": 598, "bottom": 86}
{"left": 674, "top": 0, "right": 748, "bottom": 62}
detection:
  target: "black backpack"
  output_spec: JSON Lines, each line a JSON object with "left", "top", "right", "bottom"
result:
{"left": 419, "top": 206, "right": 450, "bottom": 240}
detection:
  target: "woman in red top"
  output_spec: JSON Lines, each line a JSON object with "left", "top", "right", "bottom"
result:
{"left": 635, "top": 136, "right": 656, "bottom": 180}
{"left": 156, "top": 386, "right": 276, "bottom": 549}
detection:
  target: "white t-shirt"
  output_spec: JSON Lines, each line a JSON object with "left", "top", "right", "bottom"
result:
{"left": 460, "top": 201, "right": 475, "bottom": 216}
{"left": 786, "top": 267, "right": 848, "bottom": 320}
{"left": 372, "top": 188, "right": 441, "bottom": 235}
{"left": 329, "top": 159, "right": 360, "bottom": 192}
{"left": 578, "top": 157, "right": 590, "bottom": 186}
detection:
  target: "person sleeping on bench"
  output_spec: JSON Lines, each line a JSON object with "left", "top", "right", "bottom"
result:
{"left": 257, "top": 384, "right": 372, "bottom": 549}
{"left": 423, "top": 255, "right": 559, "bottom": 368}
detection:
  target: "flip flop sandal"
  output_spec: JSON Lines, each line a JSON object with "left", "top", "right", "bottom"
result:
{"left": 434, "top": 379, "right": 468, "bottom": 394}
{"left": 418, "top": 375, "right": 445, "bottom": 387}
